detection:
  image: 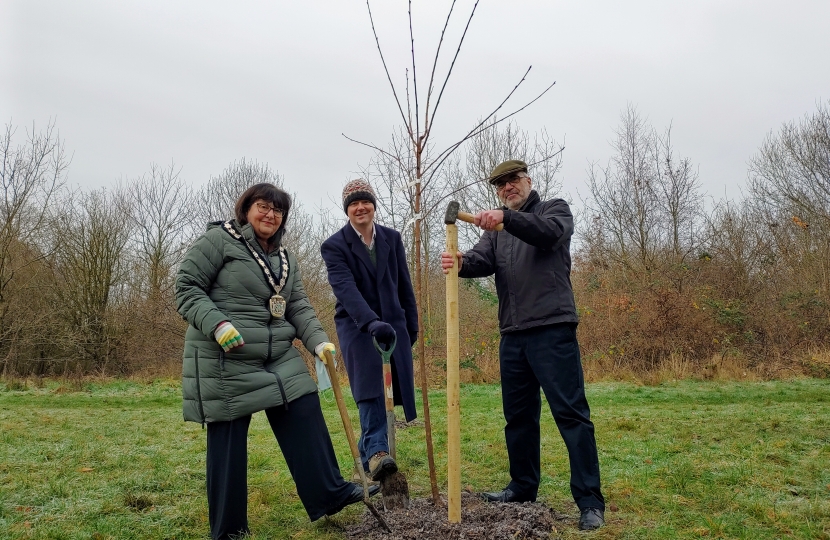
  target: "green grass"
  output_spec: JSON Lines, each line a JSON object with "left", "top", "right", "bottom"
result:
{"left": 1, "top": 378, "right": 829, "bottom": 539}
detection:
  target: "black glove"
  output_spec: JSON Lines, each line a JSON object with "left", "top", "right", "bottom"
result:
{"left": 367, "top": 320, "right": 396, "bottom": 345}
{"left": 409, "top": 331, "right": 418, "bottom": 347}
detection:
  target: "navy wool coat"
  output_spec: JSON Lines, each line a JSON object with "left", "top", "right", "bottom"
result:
{"left": 321, "top": 223, "right": 419, "bottom": 421}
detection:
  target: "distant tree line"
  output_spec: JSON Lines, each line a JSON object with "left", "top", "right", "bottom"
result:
{"left": 2, "top": 102, "right": 828, "bottom": 380}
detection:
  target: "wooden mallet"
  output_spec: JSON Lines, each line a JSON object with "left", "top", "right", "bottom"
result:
{"left": 447, "top": 202, "right": 504, "bottom": 231}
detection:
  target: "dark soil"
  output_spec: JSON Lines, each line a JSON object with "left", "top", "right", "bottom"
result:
{"left": 343, "top": 492, "right": 572, "bottom": 539}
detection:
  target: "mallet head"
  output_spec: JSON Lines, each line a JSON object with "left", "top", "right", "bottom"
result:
{"left": 444, "top": 201, "right": 460, "bottom": 225}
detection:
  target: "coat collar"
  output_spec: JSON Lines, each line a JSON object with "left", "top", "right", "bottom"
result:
{"left": 342, "top": 222, "right": 390, "bottom": 281}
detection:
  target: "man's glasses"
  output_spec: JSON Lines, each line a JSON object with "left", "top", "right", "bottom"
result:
{"left": 255, "top": 202, "right": 284, "bottom": 217}
{"left": 495, "top": 176, "right": 525, "bottom": 192}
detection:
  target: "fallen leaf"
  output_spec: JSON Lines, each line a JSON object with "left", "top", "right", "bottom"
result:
{"left": 15, "top": 506, "right": 33, "bottom": 513}
{"left": 644, "top": 459, "right": 652, "bottom": 464}
{"left": 78, "top": 467, "right": 94, "bottom": 473}
{"left": 609, "top": 503, "right": 619, "bottom": 512}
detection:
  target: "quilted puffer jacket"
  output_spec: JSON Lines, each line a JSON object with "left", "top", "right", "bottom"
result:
{"left": 175, "top": 220, "right": 327, "bottom": 424}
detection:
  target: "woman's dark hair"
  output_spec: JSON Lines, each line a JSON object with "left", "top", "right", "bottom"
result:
{"left": 234, "top": 183, "right": 291, "bottom": 245}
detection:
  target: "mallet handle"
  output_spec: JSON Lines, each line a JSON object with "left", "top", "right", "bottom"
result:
{"left": 457, "top": 210, "right": 504, "bottom": 231}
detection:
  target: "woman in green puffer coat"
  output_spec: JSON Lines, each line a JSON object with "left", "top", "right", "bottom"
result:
{"left": 175, "top": 183, "right": 375, "bottom": 540}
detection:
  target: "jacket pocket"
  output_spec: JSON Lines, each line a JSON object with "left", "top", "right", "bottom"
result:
{"left": 219, "top": 350, "right": 225, "bottom": 372}
{"left": 194, "top": 349, "right": 206, "bottom": 425}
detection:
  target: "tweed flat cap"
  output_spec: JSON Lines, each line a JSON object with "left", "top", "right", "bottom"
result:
{"left": 487, "top": 159, "right": 528, "bottom": 185}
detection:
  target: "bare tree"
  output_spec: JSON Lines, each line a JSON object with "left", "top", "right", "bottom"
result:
{"left": 0, "top": 120, "right": 68, "bottom": 375}
{"left": 352, "top": 2, "right": 558, "bottom": 501}
{"left": 195, "top": 158, "right": 284, "bottom": 226}
{"left": 0, "top": 120, "right": 68, "bottom": 302}
{"left": 748, "top": 101, "right": 830, "bottom": 299}
{"left": 584, "top": 105, "right": 704, "bottom": 272}
{"left": 52, "top": 187, "right": 132, "bottom": 374}
{"left": 749, "top": 101, "right": 830, "bottom": 229}
{"left": 129, "top": 162, "right": 192, "bottom": 299}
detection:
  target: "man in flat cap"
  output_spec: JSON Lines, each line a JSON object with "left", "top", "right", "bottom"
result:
{"left": 321, "top": 179, "right": 419, "bottom": 483}
{"left": 440, "top": 160, "right": 605, "bottom": 531}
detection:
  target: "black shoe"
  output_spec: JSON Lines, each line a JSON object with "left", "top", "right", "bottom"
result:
{"left": 351, "top": 482, "right": 382, "bottom": 496}
{"left": 478, "top": 488, "right": 535, "bottom": 503}
{"left": 578, "top": 507, "right": 605, "bottom": 531}
{"left": 326, "top": 484, "right": 381, "bottom": 516}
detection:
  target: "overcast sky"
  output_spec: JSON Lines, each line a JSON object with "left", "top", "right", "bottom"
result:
{"left": 2, "top": 0, "right": 828, "bottom": 214}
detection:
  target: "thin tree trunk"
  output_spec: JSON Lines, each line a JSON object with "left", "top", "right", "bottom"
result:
{"left": 414, "top": 148, "right": 440, "bottom": 504}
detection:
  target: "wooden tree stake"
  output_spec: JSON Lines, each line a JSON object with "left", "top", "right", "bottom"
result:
{"left": 445, "top": 222, "right": 461, "bottom": 523}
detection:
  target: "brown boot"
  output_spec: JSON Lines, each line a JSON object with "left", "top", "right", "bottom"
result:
{"left": 352, "top": 466, "right": 379, "bottom": 487}
{"left": 368, "top": 451, "right": 397, "bottom": 481}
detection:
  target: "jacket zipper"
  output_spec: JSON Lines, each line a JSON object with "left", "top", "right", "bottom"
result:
{"left": 267, "top": 323, "right": 289, "bottom": 410}
{"left": 267, "top": 324, "right": 273, "bottom": 362}
{"left": 194, "top": 349, "right": 206, "bottom": 427}
{"left": 274, "top": 372, "right": 289, "bottom": 411}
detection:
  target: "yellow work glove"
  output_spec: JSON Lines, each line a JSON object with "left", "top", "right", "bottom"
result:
{"left": 313, "top": 342, "right": 336, "bottom": 392}
{"left": 314, "top": 342, "right": 337, "bottom": 364}
{"left": 215, "top": 321, "right": 244, "bottom": 352}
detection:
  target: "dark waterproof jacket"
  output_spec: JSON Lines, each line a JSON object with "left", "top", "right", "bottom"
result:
{"left": 321, "top": 223, "right": 418, "bottom": 421}
{"left": 175, "top": 221, "right": 327, "bottom": 424}
{"left": 459, "top": 191, "right": 578, "bottom": 333}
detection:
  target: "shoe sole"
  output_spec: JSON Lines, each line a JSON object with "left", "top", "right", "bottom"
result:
{"left": 481, "top": 496, "right": 537, "bottom": 503}
{"left": 369, "top": 456, "right": 398, "bottom": 481}
{"left": 352, "top": 474, "right": 379, "bottom": 487}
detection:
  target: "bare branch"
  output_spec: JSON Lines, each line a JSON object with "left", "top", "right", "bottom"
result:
{"left": 422, "top": 79, "right": 557, "bottom": 186}
{"left": 427, "top": 0, "right": 480, "bottom": 135}
{"left": 422, "top": 146, "right": 566, "bottom": 219}
{"left": 341, "top": 133, "right": 410, "bottom": 170}
{"left": 406, "top": 69, "right": 413, "bottom": 129}
{"left": 426, "top": 69, "right": 551, "bottom": 174}
{"left": 408, "top": 0, "right": 420, "bottom": 142}
{"left": 366, "top": 0, "right": 416, "bottom": 144}
{"left": 423, "top": 0, "right": 458, "bottom": 129}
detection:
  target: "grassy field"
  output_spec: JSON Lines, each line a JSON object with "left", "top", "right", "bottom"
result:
{"left": 1, "top": 378, "right": 828, "bottom": 539}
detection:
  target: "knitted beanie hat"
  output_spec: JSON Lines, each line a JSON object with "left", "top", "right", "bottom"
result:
{"left": 342, "top": 178, "right": 377, "bottom": 213}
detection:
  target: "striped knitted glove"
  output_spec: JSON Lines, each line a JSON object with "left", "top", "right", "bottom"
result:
{"left": 215, "top": 321, "right": 244, "bottom": 352}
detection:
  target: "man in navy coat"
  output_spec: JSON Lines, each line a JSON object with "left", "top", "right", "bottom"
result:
{"left": 321, "top": 178, "right": 419, "bottom": 481}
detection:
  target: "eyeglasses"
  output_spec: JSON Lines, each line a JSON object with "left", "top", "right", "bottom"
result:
{"left": 495, "top": 176, "right": 525, "bottom": 192}
{"left": 254, "top": 202, "right": 284, "bottom": 217}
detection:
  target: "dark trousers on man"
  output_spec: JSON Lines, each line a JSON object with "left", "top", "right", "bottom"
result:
{"left": 357, "top": 395, "right": 388, "bottom": 470}
{"left": 205, "top": 392, "right": 354, "bottom": 540}
{"left": 499, "top": 323, "right": 605, "bottom": 511}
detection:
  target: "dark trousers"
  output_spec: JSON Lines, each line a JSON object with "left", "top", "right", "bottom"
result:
{"left": 499, "top": 323, "right": 605, "bottom": 511}
{"left": 205, "top": 393, "right": 354, "bottom": 540}
{"left": 357, "top": 395, "right": 388, "bottom": 470}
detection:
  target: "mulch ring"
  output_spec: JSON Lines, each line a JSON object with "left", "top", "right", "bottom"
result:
{"left": 343, "top": 492, "right": 574, "bottom": 539}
